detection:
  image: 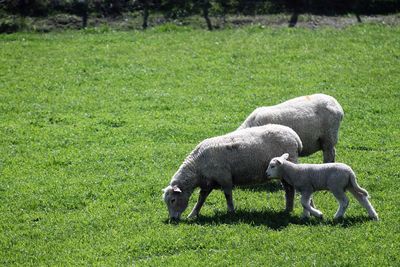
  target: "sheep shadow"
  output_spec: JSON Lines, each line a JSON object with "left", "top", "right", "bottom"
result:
{"left": 235, "top": 181, "right": 283, "bottom": 193}
{"left": 182, "top": 210, "right": 372, "bottom": 230}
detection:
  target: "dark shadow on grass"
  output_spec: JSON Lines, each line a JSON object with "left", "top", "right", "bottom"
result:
{"left": 235, "top": 181, "right": 283, "bottom": 193}
{"left": 326, "top": 215, "right": 374, "bottom": 228}
{"left": 180, "top": 210, "right": 374, "bottom": 230}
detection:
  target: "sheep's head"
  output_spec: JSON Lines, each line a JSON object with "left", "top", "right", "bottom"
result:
{"left": 162, "top": 185, "right": 189, "bottom": 221}
{"left": 266, "top": 153, "right": 289, "bottom": 179}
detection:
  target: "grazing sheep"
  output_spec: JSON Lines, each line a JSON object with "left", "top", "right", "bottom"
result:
{"left": 238, "top": 94, "right": 344, "bottom": 163}
{"left": 163, "top": 124, "right": 303, "bottom": 220}
{"left": 266, "top": 153, "right": 379, "bottom": 220}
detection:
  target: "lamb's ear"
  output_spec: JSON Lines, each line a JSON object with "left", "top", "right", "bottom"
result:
{"left": 172, "top": 185, "right": 182, "bottom": 193}
{"left": 281, "top": 153, "right": 289, "bottom": 160}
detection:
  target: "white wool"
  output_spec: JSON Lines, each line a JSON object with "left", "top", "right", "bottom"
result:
{"left": 238, "top": 94, "right": 344, "bottom": 163}
{"left": 163, "top": 124, "right": 302, "bottom": 220}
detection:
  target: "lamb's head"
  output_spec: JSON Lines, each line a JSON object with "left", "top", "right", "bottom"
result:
{"left": 266, "top": 153, "right": 289, "bottom": 180}
{"left": 162, "top": 185, "right": 190, "bottom": 220}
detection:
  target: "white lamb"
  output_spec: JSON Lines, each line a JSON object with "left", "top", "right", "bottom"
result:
{"left": 266, "top": 153, "right": 379, "bottom": 220}
{"left": 163, "top": 124, "right": 303, "bottom": 220}
{"left": 238, "top": 94, "right": 344, "bottom": 163}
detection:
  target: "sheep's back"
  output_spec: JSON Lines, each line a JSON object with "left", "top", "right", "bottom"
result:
{"left": 242, "top": 94, "right": 343, "bottom": 156}
{"left": 193, "top": 125, "right": 301, "bottom": 185}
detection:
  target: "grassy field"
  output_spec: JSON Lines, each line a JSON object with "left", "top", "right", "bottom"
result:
{"left": 0, "top": 24, "right": 399, "bottom": 265}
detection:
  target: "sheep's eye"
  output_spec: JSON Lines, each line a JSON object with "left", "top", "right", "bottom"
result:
{"left": 271, "top": 166, "right": 275, "bottom": 169}
{"left": 171, "top": 199, "right": 176, "bottom": 204}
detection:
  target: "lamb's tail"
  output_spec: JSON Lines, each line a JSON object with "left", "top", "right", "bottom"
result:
{"left": 349, "top": 171, "right": 369, "bottom": 197}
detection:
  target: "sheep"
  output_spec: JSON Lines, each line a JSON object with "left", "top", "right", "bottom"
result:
{"left": 162, "top": 124, "right": 303, "bottom": 220}
{"left": 237, "top": 94, "right": 344, "bottom": 163}
{"left": 265, "top": 153, "right": 379, "bottom": 220}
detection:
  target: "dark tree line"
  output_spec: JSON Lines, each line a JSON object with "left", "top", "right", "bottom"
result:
{"left": 2, "top": 0, "right": 400, "bottom": 30}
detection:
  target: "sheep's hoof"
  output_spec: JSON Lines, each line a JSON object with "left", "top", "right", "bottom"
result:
{"left": 333, "top": 216, "right": 344, "bottom": 223}
{"left": 370, "top": 215, "right": 379, "bottom": 221}
{"left": 284, "top": 208, "right": 293, "bottom": 214}
{"left": 300, "top": 214, "right": 310, "bottom": 220}
{"left": 187, "top": 212, "right": 198, "bottom": 220}
{"left": 315, "top": 213, "right": 324, "bottom": 219}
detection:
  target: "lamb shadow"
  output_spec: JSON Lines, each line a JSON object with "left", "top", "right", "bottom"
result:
{"left": 183, "top": 210, "right": 373, "bottom": 230}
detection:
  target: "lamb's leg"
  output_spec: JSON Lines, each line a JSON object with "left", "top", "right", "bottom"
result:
{"left": 281, "top": 179, "right": 295, "bottom": 212}
{"left": 348, "top": 188, "right": 379, "bottom": 220}
{"left": 310, "top": 198, "right": 316, "bottom": 208}
{"left": 300, "top": 192, "right": 323, "bottom": 218}
{"left": 332, "top": 190, "right": 349, "bottom": 219}
{"left": 187, "top": 188, "right": 213, "bottom": 219}
{"left": 303, "top": 198, "right": 316, "bottom": 218}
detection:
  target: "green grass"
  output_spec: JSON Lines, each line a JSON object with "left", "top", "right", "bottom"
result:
{"left": 0, "top": 24, "right": 399, "bottom": 265}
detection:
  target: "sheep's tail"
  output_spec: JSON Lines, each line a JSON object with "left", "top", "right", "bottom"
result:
{"left": 349, "top": 171, "right": 369, "bottom": 197}
{"left": 294, "top": 133, "right": 303, "bottom": 155}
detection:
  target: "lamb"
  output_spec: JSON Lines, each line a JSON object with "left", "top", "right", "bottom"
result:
{"left": 162, "top": 124, "right": 303, "bottom": 220}
{"left": 265, "top": 153, "right": 379, "bottom": 220}
{"left": 237, "top": 94, "right": 344, "bottom": 163}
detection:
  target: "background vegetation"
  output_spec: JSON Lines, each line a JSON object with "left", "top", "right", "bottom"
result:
{"left": 1, "top": 24, "right": 399, "bottom": 265}
{"left": 2, "top": 0, "right": 400, "bottom": 17}
{"left": 1, "top": 0, "right": 400, "bottom": 32}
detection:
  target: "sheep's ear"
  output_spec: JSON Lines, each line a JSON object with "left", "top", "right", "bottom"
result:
{"left": 162, "top": 187, "right": 169, "bottom": 193}
{"left": 172, "top": 185, "right": 182, "bottom": 193}
{"left": 162, "top": 185, "right": 171, "bottom": 193}
{"left": 282, "top": 153, "right": 289, "bottom": 160}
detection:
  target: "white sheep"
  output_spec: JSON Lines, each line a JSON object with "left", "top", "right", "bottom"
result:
{"left": 238, "top": 94, "right": 344, "bottom": 163}
{"left": 163, "top": 124, "right": 303, "bottom": 220}
{"left": 266, "top": 153, "right": 379, "bottom": 220}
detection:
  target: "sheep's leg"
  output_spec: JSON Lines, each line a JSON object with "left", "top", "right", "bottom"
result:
{"left": 187, "top": 188, "right": 213, "bottom": 219}
{"left": 223, "top": 187, "right": 235, "bottom": 213}
{"left": 321, "top": 132, "right": 338, "bottom": 163}
{"left": 218, "top": 174, "right": 235, "bottom": 213}
{"left": 348, "top": 188, "right": 379, "bottom": 220}
{"left": 331, "top": 190, "right": 349, "bottom": 219}
{"left": 322, "top": 145, "right": 336, "bottom": 163}
{"left": 281, "top": 179, "right": 295, "bottom": 212}
{"left": 300, "top": 192, "right": 323, "bottom": 218}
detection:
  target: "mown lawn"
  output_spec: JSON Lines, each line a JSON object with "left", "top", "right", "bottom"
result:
{"left": 0, "top": 24, "right": 399, "bottom": 265}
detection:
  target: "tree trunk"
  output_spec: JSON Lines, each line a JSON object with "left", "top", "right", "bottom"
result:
{"left": 202, "top": 0, "right": 212, "bottom": 31}
{"left": 18, "top": 0, "right": 28, "bottom": 16}
{"left": 142, "top": 2, "right": 149, "bottom": 30}
{"left": 76, "top": 0, "right": 88, "bottom": 29}
{"left": 82, "top": 11, "right": 88, "bottom": 28}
